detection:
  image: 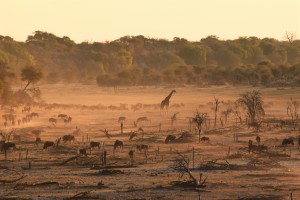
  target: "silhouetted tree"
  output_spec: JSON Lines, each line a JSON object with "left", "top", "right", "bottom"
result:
{"left": 237, "top": 90, "right": 265, "bottom": 124}
{"left": 21, "top": 66, "right": 42, "bottom": 91}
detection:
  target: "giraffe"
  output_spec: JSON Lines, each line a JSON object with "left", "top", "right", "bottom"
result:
{"left": 160, "top": 90, "right": 176, "bottom": 112}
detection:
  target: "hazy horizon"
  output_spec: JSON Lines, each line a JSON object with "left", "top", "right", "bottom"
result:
{"left": 1, "top": 0, "right": 299, "bottom": 43}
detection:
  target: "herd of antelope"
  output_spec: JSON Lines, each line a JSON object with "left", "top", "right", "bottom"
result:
{"left": 0, "top": 100, "right": 300, "bottom": 164}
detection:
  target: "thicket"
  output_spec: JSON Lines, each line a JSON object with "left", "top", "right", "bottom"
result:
{"left": 0, "top": 31, "right": 300, "bottom": 88}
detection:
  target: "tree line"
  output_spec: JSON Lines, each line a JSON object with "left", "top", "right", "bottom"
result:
{"left": 0, "top": 31, "right": 300, "bottom": 89}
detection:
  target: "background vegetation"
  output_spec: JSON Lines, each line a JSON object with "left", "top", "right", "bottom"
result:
{"left": 1, "top": 31, "right": 300, "bottom": 91}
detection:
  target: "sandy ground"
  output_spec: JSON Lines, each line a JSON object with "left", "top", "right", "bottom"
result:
{"left": 0, "top": 84, "right": 300, "bottom": 200}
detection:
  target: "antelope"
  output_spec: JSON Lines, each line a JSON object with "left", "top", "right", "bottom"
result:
{"left": 114, "top": 140, "right": 123, "bottom": 150}
{"left": 282, "top": 138, "right": 294, "bottom": 146}
{"left": 200, "top": 136, "right": 210, "bottom": 143}
{"left": 64, "top": 116, "right": 72, "bottom": 124}
{"left": 79, "top": 148, "right": 87, "bottom": 157}
{"left": 165, "top": 135, "right": 176, "bottom": 144}
{"left": 49, "top": 118, "right": 57, "bottom": 124}
{"left": 30, "top": 112, "right": 39, "bottom": 117}
{"left": 90, "top": 141, "right": 101, "bottom": 149}
{"left": 43, "top": 141, "right": 55, "bottom": 149}
{"left": 136, "top": 144, "right": 148, "bottom": 152}
{"left": 35, "top": 137, "right": 42, "bottom": 146}
{"left": 248, "top": 140, "right": 268, "bottom": 153}
{"left": 129, "top": 150, "right": 134, "bottom": 161}
{"left": 256, "top": 136, "right": 261, "bottom": 145}
{"left": 136, "top": 117, "right": 150, "bottom": 124}
{"left": 63, "top": 135, "right": 75, "bottom": 142}
{"left": 1, "top": 142, "right": 16, "bottom": 152}
{"left": 58, "top": 114, "right": 68, "bottom": 118}
{"left": 129, "top": 132, "right": 137, "bottom": 141}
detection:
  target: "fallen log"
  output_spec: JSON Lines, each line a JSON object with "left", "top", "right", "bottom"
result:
{"left": 0, "top": 174, "right": 27, "bottom": 184}
{"left": 59, "top": 155, "right": 79, "bottom": 166}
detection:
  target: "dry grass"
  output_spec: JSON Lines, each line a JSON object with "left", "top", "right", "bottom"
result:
{"left": 0, "top": 85, "right": 299, "bottom": 199}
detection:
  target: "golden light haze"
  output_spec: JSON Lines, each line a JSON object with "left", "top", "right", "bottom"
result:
{"left": 1, "top": 0, "right": 299, "bottom": 42}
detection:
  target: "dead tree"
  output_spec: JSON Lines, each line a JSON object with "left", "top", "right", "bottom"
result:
{"left": 0, "top": 130, "right": 15, "bottom": 160}
{"left": 171, "top": 112, "right": 179, "bottom": 127}
{"left": 172, "top": 152, "right": 207, "bottom": 187}
{"left": 120, "top": 122, "right": 123, "bottom": 134}
{"left": 101, "top": 129, "right": 111, "bottom": 139}
{"left": 129, "top": 150, "right": 134, "bottom": 164}
{"left": 221, "top": 108, "right": 233, "bottom": 125}
{"left": 237, "top": 90, "right": 265, "bottom": 124}
{"left": 285, "top": 31, "right": 296, "bottom": 45}
{"left": 287, "top": 98, "right": 299, "bottom": 128}
{"left": 213, "top": 97, "right": 222, "bottom": 128}
{"left": 191, "top": 112, "right": 207, "bottom": 143}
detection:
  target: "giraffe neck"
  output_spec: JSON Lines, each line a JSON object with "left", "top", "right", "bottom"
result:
{"left": 165, "top": 91, "right": 174, "bottom": 101}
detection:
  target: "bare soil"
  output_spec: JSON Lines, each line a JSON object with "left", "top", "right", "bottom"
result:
{"left": 0, "top": 84, "right": 299, "bottom": 200}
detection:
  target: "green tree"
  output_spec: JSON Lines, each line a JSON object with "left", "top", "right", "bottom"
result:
{"left": 21, "top": 66, "right": 42, "bottom": 91}
{"left": 178, "top": 46, "right": 206, "bottom": 66}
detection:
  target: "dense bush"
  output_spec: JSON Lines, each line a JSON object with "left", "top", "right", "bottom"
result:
{"left": 0, "top": 32, "right": 300, "bottom": 87}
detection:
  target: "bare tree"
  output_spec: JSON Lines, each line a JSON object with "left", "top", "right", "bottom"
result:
{"left": 213, "top": 97, "right": 222, "bottom": 128}
{"left": 287, "top": 98, "right": 299, "bottom": 128}
{"left": 221, "top": 108, "right": 232, "bottom": 125}
{"left": 171, "top": 152, "right": 207, "bottom": 187}
{"left": 101, "top": 129, "right": 111, "bottom": 138}
{"left": 171, "top": 112, "right": 179, "bottom": 127}
{"left": 191, "top": 112, "right": 207, "bottom": 143}
{"left": 232, "top": 102, "right": 244, "bottom": 125}
{"left": 285, "top": 32, "right": 296, "bottom": 45}
{"left": 0, "top": 129, "right": 15, "bottom": 160}
{"left": 237, "top": 90, "right": 265, "bottom": 124}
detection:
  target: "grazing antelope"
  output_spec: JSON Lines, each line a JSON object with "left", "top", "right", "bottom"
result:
{"left": 165, "top": 135, "right": 176, "bottom": 144}
{"left": 35, "top": 137, "right": 42, "bottom": 146}
{"left": 30, "top": 112, "right": 39, "bottom": 117}
{"left": 129, "top": 150, "right": 134, "bottom": 162}
{"left": 22, "top": 106, "right": 31, "bottom": 113}
{"left": 90, "top": 141, "right": 101, "bottom": 149}
{"left": 114, "top": 140, "right": 123, "bottom": 150}
{"left": 248, "top": 140, "right": 268, "bottom": 153}
{"left": 79, "top": 148, "right": 87, "bottom": 157}
{"left": 58, "top": 114, "right": 68, "bottom": 118}
{"left": 136, "top": 117, "right": 150, "bottom": 124}
{"left": 248, "top": 121, "right": 262, "bottom": 131}
{"left": 177, "top": 131, "right": 190, "bottom": 140}
{"left": 43, "top": 141, "right": 55, "bottom": 149}
{"left": 129, "top": 132, "right": 137, "bottom": 141}
{"left": 72, "top": 127, "right": 80, "bottom": 135}
{"left": 282, "top": 138, "right": 294, "bottom": 146}
{"left": 1, "top": 142, "right": 16, "bottom": 152}
{"left": 49, "top": 118, "right": 57, "bottom": 124}
{"left": 136, "top": 144, "right": 148, "bottom": 152}
{"left": 64, "top": 116, "right": 72, "bottom": 124}
{"left": 63, "top": 135, "right": 75, "bottom": 142}
{"left": 256, "top": 136, "right": 261, "bottom": 145}
{"left": 200, "top": 136, "right": 210, "bottom": 143}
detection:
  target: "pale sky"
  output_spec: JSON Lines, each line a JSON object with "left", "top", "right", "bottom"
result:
{"left": 1, "top": 0, "right": 299, "bottom": 43}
